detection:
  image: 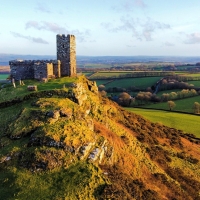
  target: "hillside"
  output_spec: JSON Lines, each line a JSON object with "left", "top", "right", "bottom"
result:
{"left": 0, "top": 76, "right": 200, "bottom": 200}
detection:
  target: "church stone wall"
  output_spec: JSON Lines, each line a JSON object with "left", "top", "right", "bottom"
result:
{"left": 33, "top": 61, "right": 54, "bottom": 80}
{"left": 9, "top": 60, "right": 35, "bottom": 80}
{"left": 53, "top": 60, "right": 61, "bottom": 78}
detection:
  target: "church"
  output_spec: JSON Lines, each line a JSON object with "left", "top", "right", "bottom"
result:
{"left": 9, "top": 34, "right": 76, "bottom": 80}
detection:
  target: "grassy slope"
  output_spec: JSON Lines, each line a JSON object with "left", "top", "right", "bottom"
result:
{"left": 126, "top": 108, "right": 200, "bottom": 137}
{"left": 0, "top": 76, "right": 200, "bottom": 199}
{"left": 0, "top": 162, "right": 106, "bottom": 200}
{"left": 0, "top": 77, "right": 76, "bottom": 103}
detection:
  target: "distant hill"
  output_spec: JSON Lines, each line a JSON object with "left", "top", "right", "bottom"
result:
{"left": 1, "top": 53, "right": 200, "bottom": 66}
{"left": 0, "top": 54, "right": 56, "bottom": 66}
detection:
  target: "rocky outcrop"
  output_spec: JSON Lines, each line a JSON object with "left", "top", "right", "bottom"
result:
{"left": 0, "top": 76, "right": 200, "bottom": 200}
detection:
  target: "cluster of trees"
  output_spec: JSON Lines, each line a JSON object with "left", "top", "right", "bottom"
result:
{"left": 134, "top": 89, "right": 198, "bottom": 105}
{"left": 135, "top": 92, "right": 159, "bottom": 104}
{"left": 91, "top": 71, "right": 174, "bottom": 80}
{"left": 99, "top": 87, "right": 200, "bottom": 115}
{"left": 159, "top": 79, "right": 196, "bottom": 91}
{"left": 161, "top": 89, "right": 198, "bottom": 101}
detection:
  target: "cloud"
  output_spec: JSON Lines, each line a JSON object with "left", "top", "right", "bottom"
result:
{"left": 35, "top": 2, "right": 51, "bottom": 13}
{"left": 26, "top": 21, "right": 67, "bottom": 33}
{"left": 101, "top": 17, "right": 139, "bottom": 39}
{"left": 184, "top": 32, "right": 200, "bottom": 44}
{"left": 112, "top": 0, "right": 147, "bottom": 12}
{"left": 141, "top": 18, "right": 171, "bottom": 41}
{"left": 101, "top": 16, "right": 171, "bottom": 41}
{"left": 10, "top": 32, "right": 49, "bottom": 44}
{"left": 134, "top": 0, "right": 147, "bottom": 8}
{"left": 25, "top": 21, "right": 91, "bottom": 43}
{"left": 164, "top": 42, "right": 175, "bottom": 46}
{"left": 126, "top": 45, "right": 136, "bottom": 48}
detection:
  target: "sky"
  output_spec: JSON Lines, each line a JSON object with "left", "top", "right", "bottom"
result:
{"left": 1, "top": 0, "right": 200, "bottom": 56}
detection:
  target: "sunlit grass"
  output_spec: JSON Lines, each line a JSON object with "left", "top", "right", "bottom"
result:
{"left": 126, "top": 108, "right": 200, "bottom": 137}
{"left": 0, "top": 162, "right": 106, "bottom": 199}
{"left": 0, "top": 77, "right": 77, "bottom": 103}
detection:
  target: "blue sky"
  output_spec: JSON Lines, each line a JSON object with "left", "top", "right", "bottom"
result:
{"left": 1, "top": 0, "right": 200, "bottom": 56}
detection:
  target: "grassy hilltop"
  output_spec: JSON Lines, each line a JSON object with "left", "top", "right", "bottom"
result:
{"left": 0, "top": 76, "right": 200, "bottom": 199}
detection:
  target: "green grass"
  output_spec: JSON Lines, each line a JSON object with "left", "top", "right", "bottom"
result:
{"left": 179, "top": 73, "right": 200, "bottom": 77}
{"left": 186, "top": 80, "right": 200, "bottom": 87}
{"left": 143, "top": 95, "right": 200, "bottom": 113}
{"left": 0, "top": 74, "right": 9, "bottom": 79}
{"left": 126, "top": 108, "right": 200, "bottom": 137}
{"left": 105, "top": 77, "right": 162, "bottom": 90}
{"left": 0, "top": 77, "right": 76, "bottom": 103}
{"left": 92, "top": 72, "right": 131, "bottom": 78}
{"left": 91, "top": 71, "right": 172, "bottom": 79}
{"left": 0, "top": 162, "right": 107, "bottom": 199}
{"left": 81, "top": 72, "right": 94, "bottom": 77}
{"left": 83, "top": 63, "right": 112, "bottom": 68}
{"left": 95, "top": 80, "right": 112, "bottom": 85}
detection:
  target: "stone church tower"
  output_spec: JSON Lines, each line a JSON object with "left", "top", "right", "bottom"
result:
{"left": 57, "top": 34, "right": 76, "bottom": 77}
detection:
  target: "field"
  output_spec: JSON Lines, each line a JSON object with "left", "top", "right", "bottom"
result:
{"left": 79, "top": 63, "right": 112, "bottom": 68}
{"left": 179, "top": 73, "right": 200, "bottom": 77}
{"left": 143, "top": 95, "right": 200, "bottom": 113}
{"left": 186, "top": 80, "right": 200, "bottom": 87}
{"left": 103, "top": 76, "right": 162, "bottom": 90}
{"left": 0, "top": 74, "right": 9, "bottom": 80}
{"left": 126, "top": 108, "right": 200, "bottom": 137}
{"left": 81, "top": 72, "right": 94, "bottom": 76}
{"left": 90, "top": 71, "right": 132, "bottom": 78}
{"left": 89, "top": 71, "right": 173, "bottom": 79}
{"left": 95, "top": 79, "right": 113, "bottom": 85}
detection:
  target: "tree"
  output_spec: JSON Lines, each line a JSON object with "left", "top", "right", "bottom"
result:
{"left": 99, "top": 90, "right": 107, "bottom": 97}
{"left": 118, "top": 92, "right": 131, "bottom": 107}
{"left": 136, "top": 92, "right": 153, "bottom": 104}
{"left": 161, "top": 93, "right": 170, "bottom": 101}
{"left": 193, "top": 102, "right": 200, "bottom": 114}
{"left": 190, "top": 89, "right": 197, "bottom": 96}
{"left": 98, "top": 84, "right": 105, "bottom": 91}
{"left": 167, "top": 101, "right": 176, "bottom": 111}
{"left": 169, "top": 92, "right": 177, "bottom": 99}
